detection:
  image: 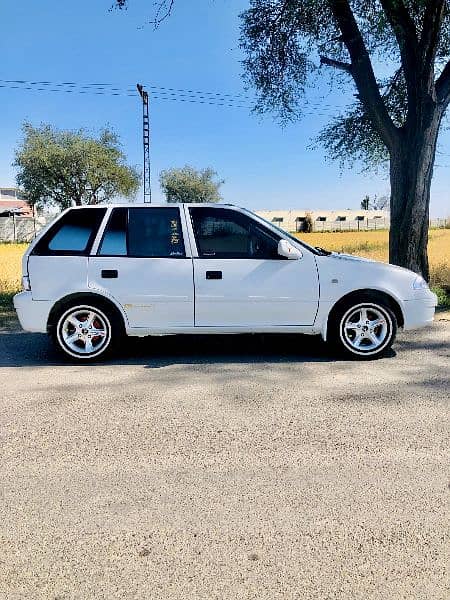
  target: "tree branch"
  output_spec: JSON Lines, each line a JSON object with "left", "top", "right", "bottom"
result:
{"left": 436, "top": 59, "right": 450, "bottom": 107}
{"left": 379, "top": 0, "right": 418, "bottom": 60}
{"left": 320, "top": 56, "right": 352, "bottom": 73}
{"left": 420, "top": 0, "right": 446, "bottom": 84}
{"left": 153, "top": 0, "right": 175, "bottom": 27}
{"left": 114, "top": 0, "right": 175, "bottom": 28}
{"left": 379, "top": 0, "right": 419, "bottom": 99}
{"left": 328, "top": 0, "right": 399, "bottom": 152}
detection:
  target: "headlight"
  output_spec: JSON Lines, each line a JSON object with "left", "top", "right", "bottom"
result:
{"left": 412, "top": 275, "right": 429, "bottom": 290}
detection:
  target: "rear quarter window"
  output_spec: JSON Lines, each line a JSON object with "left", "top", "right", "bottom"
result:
{"left": 32, "top": 208, "right": 106, "bottom": 256}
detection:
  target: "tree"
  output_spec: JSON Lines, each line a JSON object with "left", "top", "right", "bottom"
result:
{"left": 240, "top": 1, "right": 450, "bottom": 280}
{"left": 361, "top": 194, "right": 390, "bottom": 210}
{"left": 159, "top": 165, "right": 224, "bottom": 203}
{"left": 361, "top": 195, "right": 370, "bottom": 210}
{"left": 14, "top": 123, "right": 140, "bottom": 210}
{"left": 372, "top": 195, "right": 390, "bottom": 211}
{"left": 304, "top": 212, "right": 314, "bottom": 232}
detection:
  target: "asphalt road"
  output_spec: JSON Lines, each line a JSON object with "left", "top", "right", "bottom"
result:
{"left": 0, "top": 318, "right": 449, "bottom": 599}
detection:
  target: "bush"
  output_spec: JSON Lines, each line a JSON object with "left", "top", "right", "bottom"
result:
{"left": 303, "top": 212, "right": 313, "bottom": 233}
{"left": 429, "top": 261, "right": 450, "bottom": 289}
{"left": 432, "top": 286, "right": 450, "bottom": 310}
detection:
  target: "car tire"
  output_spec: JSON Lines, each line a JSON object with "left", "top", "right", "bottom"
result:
{"left": 328, "top": 295, "right": 397, "bottom": 360}
{"left": 51, "top": 300, "right": 122, "bottom": 361}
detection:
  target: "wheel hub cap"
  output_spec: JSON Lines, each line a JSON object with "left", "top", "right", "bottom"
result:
{"left": 341, "top": 305, "right": 389, "bottom": 353}
{"left": 61, "top": 309, "right": 108, "bottom": 355}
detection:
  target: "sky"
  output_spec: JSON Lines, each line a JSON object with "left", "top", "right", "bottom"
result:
{"left": 1, "top": 0, "right": 449, "bottom": 216}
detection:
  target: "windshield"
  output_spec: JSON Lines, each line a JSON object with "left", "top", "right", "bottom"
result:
{"left": 243, "top": 209, "right": 329, "bottom": 256}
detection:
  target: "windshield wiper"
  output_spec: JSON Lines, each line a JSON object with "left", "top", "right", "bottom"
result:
{"left": 314, "top": 246, "right": 332, "bottom": 256}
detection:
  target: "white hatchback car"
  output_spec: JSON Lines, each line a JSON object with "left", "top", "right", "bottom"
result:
{"left": 14, "top": 204, "right": 436, "bottom": 361}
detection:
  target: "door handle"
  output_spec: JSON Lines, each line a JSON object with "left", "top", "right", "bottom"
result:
{"left": 206, "top": 270, "right": 222, "bottom": 280}
{"left": 101, "top": 269, "right": 118, "bottom": 279}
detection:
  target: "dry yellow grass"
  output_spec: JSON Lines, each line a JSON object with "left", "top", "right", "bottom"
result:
{"left": 0, "top": 230, "right": 448, "bottom": 304}
{"left": 0, "top": 243, "right": 27, "bottom": 296}
{"left": 295, "top": 228, "right": 450, "bottom": 287}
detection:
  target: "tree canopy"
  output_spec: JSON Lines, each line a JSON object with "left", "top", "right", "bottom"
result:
{"left": 14, "top": 123, "right": 140, "bottom": 210}
{"left": 159, "top": 165, "right": 224, "bottom": 203}
{"left": 241, "top": 0, "right": 450, "bottom": 165}
{"left": 361, "top": 194, "right": 389, "bottom": 210}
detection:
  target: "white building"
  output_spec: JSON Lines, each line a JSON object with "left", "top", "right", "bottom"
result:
{"left": 256, "top": 209, "right": 390, "bottom": 232}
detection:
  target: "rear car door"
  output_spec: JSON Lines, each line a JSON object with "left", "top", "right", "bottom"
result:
{"left": 88, "top": 206, "right": 194, "bottom": 329}
{"left": 188, "top": 206, "right": 319, "bottom": 327}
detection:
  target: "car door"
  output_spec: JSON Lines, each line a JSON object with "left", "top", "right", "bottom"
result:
{"left": 188, "top": 206, "right": 319, "bottom": 328}
{"left": 88, "top": 206, "right": 194, "bottom": 329}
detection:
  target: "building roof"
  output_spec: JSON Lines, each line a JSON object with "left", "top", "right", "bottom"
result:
{"left": 0, "top": 198, "right": 33, "bottom": 216}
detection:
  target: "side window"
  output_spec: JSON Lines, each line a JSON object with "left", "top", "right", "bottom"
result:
{"left": 128, "top": 208, "right": 185, "bottom": 257}
{"left": 33, "top": 208, "right": 106, "bottom": 256}
{"left": 189, "top": 208, "right": 280, "bottom": 259}
{"left": 99, "top": 208, "right": 127, "bottom": 256}
{"left": 99, "top": 207, "right": 185, "bottom": 258}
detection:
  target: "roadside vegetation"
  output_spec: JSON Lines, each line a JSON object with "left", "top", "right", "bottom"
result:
{"left": 1, "top": 230, "right": 449, "bottom": 319}
{"left": 0, "top": 243, "right": 27, "bottom": 326}
{"left": 15, "top": 123, "right": 140, "bottom": 209}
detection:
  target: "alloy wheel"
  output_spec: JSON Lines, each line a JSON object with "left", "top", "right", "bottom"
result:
{"left": 340, "top": 303, "right": 392, "bottom": 355}
{"left": 57, "top": 306, "right": 111, "bottom": 358}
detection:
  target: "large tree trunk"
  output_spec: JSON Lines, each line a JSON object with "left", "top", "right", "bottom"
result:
{"left": 389, "top": 108, "right": 443, "bottom": 281}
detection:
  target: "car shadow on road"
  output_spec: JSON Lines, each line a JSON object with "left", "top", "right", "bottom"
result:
{"left": 0, "top": 328, "right": 348, "bottom": 367}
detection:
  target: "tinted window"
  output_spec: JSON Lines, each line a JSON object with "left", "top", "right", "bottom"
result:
{"left": 99, "top": 207, "right": 185, "bottom": 258}
{"left": 128, "top": 208, "right": 185, "bottom": 257}
{"left": 99, "top": 208, "right": 127, "bottom": 255}
{"left": 33, "top": 208, "right": 106, "bottom": 256}
{"left": 190, "top": 207, "right": 280, "bottom": 259}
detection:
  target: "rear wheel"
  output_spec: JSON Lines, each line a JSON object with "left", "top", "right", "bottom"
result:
{"left": 329, "top": 298, "right": 397, "bottom": 359}
{"left": 53, "top": 303, "right": 119, "bottom": 360}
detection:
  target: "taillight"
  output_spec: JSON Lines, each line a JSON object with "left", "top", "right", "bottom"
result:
{"left": 22, "top": 275, "right": 31, "bottom": 291}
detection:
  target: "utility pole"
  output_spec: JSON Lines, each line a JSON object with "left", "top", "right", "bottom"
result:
{"left": 136, "top": 84, "right": 151, "bottom": 203}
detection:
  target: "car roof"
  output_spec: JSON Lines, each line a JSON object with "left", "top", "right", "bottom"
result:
{"left": 69, "top": 202, "right": 240, "bottom": 209}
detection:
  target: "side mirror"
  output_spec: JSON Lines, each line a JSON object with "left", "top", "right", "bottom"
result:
{"left": 278, "top": 239, "right": 302, "bottom": 260}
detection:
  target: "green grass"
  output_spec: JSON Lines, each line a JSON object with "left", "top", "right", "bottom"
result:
{"left": 0, "top": 292, "right": 17, "bottom": 328}
{"left": 432, "top": 286, "right": 450, "bottom": 310}
{"left": 0, "top": 291, "right": 16, "bottom": 310}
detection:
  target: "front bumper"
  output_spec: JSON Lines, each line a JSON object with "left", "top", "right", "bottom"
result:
{"left": 13, "top": 292, "right": 52, "bottom": 333}
{"left": 402, "top": 290, "right": 438, "bottom": 330}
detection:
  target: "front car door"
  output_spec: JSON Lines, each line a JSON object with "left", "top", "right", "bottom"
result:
{"left": 188, "top": 206, "right": 319, "bottom": 328}
{"left": 88, "top": 206, "right": 194, "bottom": 330}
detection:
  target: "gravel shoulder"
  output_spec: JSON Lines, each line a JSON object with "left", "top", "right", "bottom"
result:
{"left": 0, "top": 319, "right": 449, "bottom": 599}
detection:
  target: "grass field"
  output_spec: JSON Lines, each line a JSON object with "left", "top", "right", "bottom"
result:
{"left": 295, "top": 229, "right": 450, "bottom": 284}
{"left": 0, "top": 243, "right": 27, "bottom": 308}
{"left": 1, "top": 230, "right": 449, "bottom": 315}
{"left": 295, "top": 229, "right": 450, "bottom": 308}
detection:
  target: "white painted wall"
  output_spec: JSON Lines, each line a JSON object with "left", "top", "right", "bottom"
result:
{"left": 256, "top": 209, "right": 390, "bottom": 232}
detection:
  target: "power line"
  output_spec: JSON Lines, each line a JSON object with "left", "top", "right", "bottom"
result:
{"left": 0, "top": 82, "right": 253, "bottom": 108}
{"left": 2, "top": 79, "right": 252, "bottom": 100}
{"left": 0, "top": 79, "right": 253, "bottom": 107}
{"left": 0, "top": 78, "right": 341, "bottom": 115}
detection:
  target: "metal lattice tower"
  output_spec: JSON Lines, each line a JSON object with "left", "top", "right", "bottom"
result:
{"left": 137, "top": 84, "right": 151, "bottom": 203}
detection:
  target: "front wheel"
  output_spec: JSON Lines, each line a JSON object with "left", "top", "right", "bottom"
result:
{"left": 329, "top": 300, "right": 397, "bottom": 359}
{"left": 53, "top": 303, "right": 117, "bottom": 360}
